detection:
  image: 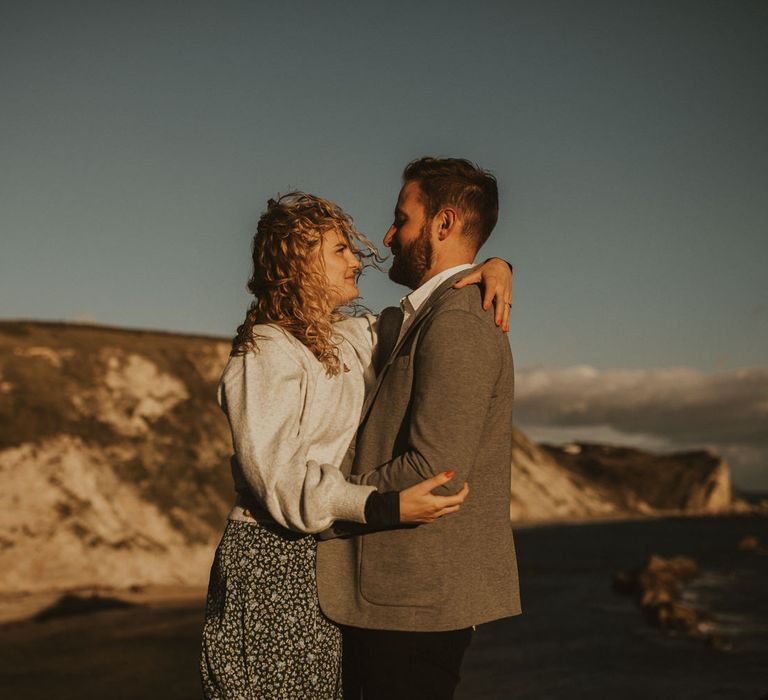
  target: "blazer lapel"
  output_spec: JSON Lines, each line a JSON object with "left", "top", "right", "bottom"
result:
{"left": 357, "top": 266, "right": 479, "bottom": 425}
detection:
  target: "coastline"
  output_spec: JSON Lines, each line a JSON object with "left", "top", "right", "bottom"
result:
{"left": 3, "top": 508, "right": 765, "bottom": 625}
{"left": 1, "top": 514, "right": 765, "bottom": 700}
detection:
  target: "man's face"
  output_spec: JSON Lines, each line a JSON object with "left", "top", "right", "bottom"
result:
{"left": 384, "top": 181, "right": 434, "bottom": 289}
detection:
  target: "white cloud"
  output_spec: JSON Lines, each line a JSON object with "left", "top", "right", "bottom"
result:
{"left": 515, "top": 365, "right": 768, "bottom": 491}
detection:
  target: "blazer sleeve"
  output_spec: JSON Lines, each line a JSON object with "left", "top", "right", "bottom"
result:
{"left": 347, "top": 309, "right": 500, "bottom": 496}
{"left": 220, "top": 339, "right": 375, "bottom": 534}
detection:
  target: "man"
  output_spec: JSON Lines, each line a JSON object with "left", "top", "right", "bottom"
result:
{"left": 316, "top": 157, "right": 520, "bottom": 699}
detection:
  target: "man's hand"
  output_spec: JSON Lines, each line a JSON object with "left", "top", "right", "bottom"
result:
{"left": 453, "top": 258, "right": 513, "bottom": 331}
{"left": 399, "top": 471, "right": 469, "bottom": 524}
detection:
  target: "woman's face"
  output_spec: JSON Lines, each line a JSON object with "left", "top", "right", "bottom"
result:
{"left": 320, "top": 229, "right": 362, "bottom": 306}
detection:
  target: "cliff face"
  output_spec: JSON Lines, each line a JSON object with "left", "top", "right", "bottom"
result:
{"left": 0, "top": 321, "right": 233, "bottom": 593}
{"left": 0, "top": 321, "right": 735, "bottom": 594}
{"left": 508, "top": 431, "right": 732, "bottom": 523}
{"left": 537, "top": 442, "right": 733, "bottom": 517}
{"left": 509, "top": 428, "right": 621, "bottom": 522}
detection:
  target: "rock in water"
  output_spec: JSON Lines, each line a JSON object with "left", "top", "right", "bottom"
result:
{"left": 614, "top": 554, "right": 710, "bottom": 638}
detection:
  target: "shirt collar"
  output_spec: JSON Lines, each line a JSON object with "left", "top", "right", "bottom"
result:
{"left": 400, "top": 263, "right": 475, "bottom": 316}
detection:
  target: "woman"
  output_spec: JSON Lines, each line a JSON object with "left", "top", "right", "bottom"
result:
{"left": 200, "top": 192, "right": 511, "bottom": 699}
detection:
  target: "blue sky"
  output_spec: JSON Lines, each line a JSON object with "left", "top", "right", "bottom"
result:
{"left": 1, "top": 1, "right": 766, "bottom": 487}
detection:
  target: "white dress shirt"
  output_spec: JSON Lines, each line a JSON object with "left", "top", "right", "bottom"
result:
{"left": 396, "top": 263, "right": 474, "bottom": 344}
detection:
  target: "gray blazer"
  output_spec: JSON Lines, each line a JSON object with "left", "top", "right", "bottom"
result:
{"left": 316, "top": 269, "right": 521, "bottom": 632}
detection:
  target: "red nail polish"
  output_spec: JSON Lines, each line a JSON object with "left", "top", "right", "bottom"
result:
{"left": 444, "top": 470, "right": 455, "bottom": 479}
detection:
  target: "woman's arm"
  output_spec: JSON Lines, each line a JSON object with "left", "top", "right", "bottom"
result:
{"left": 221, "top": 331, "right": 465, "bottom": 534}
{"left": 221, "top": 336, "right": 375, "bottom": 534}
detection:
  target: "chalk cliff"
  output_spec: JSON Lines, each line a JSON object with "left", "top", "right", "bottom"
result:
{"left": 509, "top": 434, "right": 733, "bottom": 523}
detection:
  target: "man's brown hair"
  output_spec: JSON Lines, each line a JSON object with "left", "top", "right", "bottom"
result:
{"left": 402, "top": 157, "right": 499, "bottom": 249}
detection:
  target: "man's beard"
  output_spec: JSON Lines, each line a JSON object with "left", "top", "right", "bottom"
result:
{"left": 388, "top": 225, "right": 433, "bottom": 290}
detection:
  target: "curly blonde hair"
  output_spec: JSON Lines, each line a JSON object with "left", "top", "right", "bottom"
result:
{"left": 231, "top": 192, "right": 382, "bottom": 376}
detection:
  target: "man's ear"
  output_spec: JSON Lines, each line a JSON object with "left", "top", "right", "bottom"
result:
{"left": 435, "top": 207, "right": 458, "bottom": 241}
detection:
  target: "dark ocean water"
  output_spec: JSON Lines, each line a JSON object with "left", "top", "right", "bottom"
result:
{"left": 0, "top": 515, "right": 765, "bottom": 700}
{"left": 458, "top": 515, "right": 768, "bottom": 699}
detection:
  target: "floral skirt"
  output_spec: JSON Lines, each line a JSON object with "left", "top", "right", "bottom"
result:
{"left": 200, "top": 519, "right": 343, "bottom": 699}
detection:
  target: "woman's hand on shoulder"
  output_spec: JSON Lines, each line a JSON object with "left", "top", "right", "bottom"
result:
{"left": 453, "top": 258, "right": 513, "bottom": 332}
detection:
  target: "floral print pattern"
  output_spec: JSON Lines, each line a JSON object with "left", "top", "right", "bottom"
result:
{"left": 200, "top": 520, "right": 343, "bottom": 699}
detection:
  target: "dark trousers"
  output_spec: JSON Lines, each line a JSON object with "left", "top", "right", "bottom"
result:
{"left": 341, "top": 625, "right": 473, "bottom": 700}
